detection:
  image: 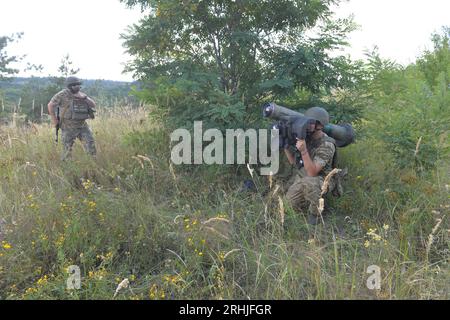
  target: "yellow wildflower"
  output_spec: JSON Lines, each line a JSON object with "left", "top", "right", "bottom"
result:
{"left": 2, "top": 242, "right": 12, "bottom": 250}
{"left": 218, "top": 251, "right": 225, "bottom": 261}
{"left": 37, "top": 275, "right": 48, "bottom": 286}
{"left": 25, "top": 287, "right": 38, "bottom": 295}
{"left": 82, "top": 179, "right": 94, "bottom": 190}
{"left": 55, "top": 235, "right": 65, "bottom": 247}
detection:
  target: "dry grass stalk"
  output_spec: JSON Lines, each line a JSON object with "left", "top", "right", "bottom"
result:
{"left": 132, "top": 156, "right": 145, "bottom": 169}
{"left": 223, "top": 249, "right": 241, "bottom": 260}
{"left": 425, "top": 217, "right": 443, "bottom": 259}
{"left": 173, "top": 215, "right": 184, "bottom": 224}
{"left": 169, "top": 162, "right": 177, "bottom": 182}
{"left": 202, "top": 226, "right": 230, "bottom": 240}
{"left": 202, "top": 217, "right": 230, "bottom": 225}
{"left": 132, "top": 154, "right": 155, "bottom": 170}
{"left": 113, "top": 278, "right": 130, "bottom": 298}
{"left": 315, "top": 168, "right": 342, "bottom": 224}
{"left": 321, "top": 168, "right": 342, "bottom": 196}
{"left": 268, "top": 173, "right": 273, "bottom": 190}
{"left": 278, "top": 196, "right": 285, "bottom": 227}
{"left": 136, "top": 154, "right": 155, "bottom": 170}
{"left": 414, "top": 136, "right": 423, "bottom": 157}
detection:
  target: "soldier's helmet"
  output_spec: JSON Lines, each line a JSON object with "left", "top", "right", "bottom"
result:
{"left": 65, "top": 76, "right": 82, "bottom": 88}
{"left": 305, "top": 106, "right": 329, "bottom": 127}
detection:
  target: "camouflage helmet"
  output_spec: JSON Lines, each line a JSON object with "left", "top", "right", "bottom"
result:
{"left": 305, "top": 106, "right": 329, "bottom": 127}
{"left": 65, "top": 76, "right": 82, "bottom": 88}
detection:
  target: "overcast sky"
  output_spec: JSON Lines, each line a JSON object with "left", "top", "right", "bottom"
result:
{"left": 1, "top": 0, "right": 449, "bottom": 82}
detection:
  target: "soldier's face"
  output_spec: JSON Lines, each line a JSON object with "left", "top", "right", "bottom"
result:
{"left": 308, "top": 122, "right": 316, "bottom": 133}
{"left": 69, "top": 84, "right": 81, "bottom": 94}
{"left": 315, "top": 123, "right": 324, "bottom": 131}
{"left": 307, "top": 122, "right": 323, "bottom": 140}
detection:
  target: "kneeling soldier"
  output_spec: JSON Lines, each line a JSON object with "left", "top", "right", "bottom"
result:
{"left": 284, "top": 107, "right": 336, "bottom": 225}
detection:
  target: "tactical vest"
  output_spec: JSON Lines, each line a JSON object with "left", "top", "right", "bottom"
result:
{"left": 62, "top": 97, "right": 91, "bottom": 121}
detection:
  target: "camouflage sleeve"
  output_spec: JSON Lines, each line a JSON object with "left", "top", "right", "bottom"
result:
{"left": 50, "top": 90, "right": 65, "bottom": 106}
{"left": 313, "top": 141, "right": 335, "bottom": 169}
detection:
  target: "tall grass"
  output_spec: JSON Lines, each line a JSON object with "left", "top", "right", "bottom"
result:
{"left": 0, "top": 104, "right": 448, "bottom": 300}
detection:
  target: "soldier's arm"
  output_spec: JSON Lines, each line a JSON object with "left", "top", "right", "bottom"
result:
{"left": 86, "top": 96, "right": 96, "bottom": 118}
{"left": 85, "top": 96, "right": 96, "bottom": 109}
{"left": 296, "top": 139, "right": 333, "bottom": 177}
{"left": 284, "top": 147, "right": 296, "bottom": 165}
{"left": 303, "top": 141, "right": 336, "bottom": 177}
{"left": 47, "top": 101, "right": 59, "bottom": 127}
{"left": 298, "top": 147, "right": 322, "bottom": 177}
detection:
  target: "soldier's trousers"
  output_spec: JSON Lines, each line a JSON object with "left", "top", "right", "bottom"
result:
{"left": 285, "top": 174, "right": 324, "bottom": 216}
{"left": 61, "top": 126, "right": 96, "bottom": 161}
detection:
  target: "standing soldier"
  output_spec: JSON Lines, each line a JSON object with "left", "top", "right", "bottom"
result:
{"left": 48, "top": 76, "right": 97, "bottom": 160}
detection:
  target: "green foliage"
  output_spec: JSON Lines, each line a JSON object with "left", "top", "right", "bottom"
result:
{"left": 0, "top": 33, "right": 22, "bottom": 79}
{"left": 359, "top": 30, "right": 450, "bottom": 172}
{"left": 417, "top": 27, "right": 450, "bottom": 88}
{"left": 121, "top": 0, "right": 359, "bottom": 127}
{"left": 0, "top": 103, "right": 447, "bottom": 300}
{"left": 57, "top": 54, "right": 80, "bottom": 79}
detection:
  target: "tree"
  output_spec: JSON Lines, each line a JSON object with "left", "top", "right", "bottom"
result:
{"left": 416, "top": 27, "right": 450, "bottom": 88}
{"left": 0, "top": 33, "right": 23, "bottom": 79}
{"left": 120, "top": 0, "right": 358, "bottom": 127}
{"left": 57, "top": 54, "right": 80, "bottom": 79}
{"left": 43, "top": 54, "right": 80, "bottom": 100}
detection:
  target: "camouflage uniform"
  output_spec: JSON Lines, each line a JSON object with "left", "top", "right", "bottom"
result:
{"left": 50, "top": 89, "right": 96, "bottom": 160}
{"left": 285, "top": 133, "right": 336, "bottom": 216}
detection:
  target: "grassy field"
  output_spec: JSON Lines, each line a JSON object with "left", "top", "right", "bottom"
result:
{"left": 0, "top": 106, "right": 448, "bottom": 300}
